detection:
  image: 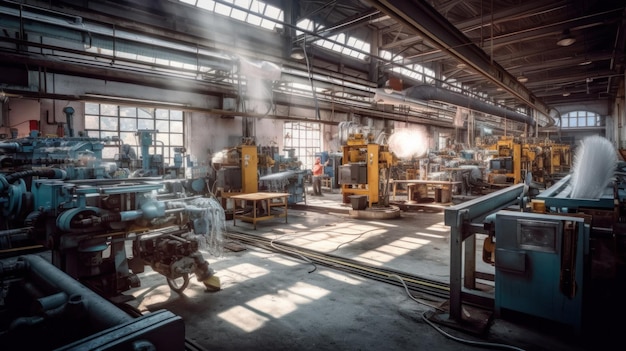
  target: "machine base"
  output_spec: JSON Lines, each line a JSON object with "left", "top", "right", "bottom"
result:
{"left": 426, "top": 300, "right": 493, "bottom": 336}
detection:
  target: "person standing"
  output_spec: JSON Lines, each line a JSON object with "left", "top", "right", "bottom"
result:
{"left": 312, "top": 156, "right": 326, "bottom": 196}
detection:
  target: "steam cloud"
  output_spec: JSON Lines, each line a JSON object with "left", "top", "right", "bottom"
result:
{"left": 387, "top": 128, "right": 428, "bottom": 158}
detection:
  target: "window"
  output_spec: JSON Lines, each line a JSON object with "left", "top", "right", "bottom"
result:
{"left": 283, "top": 122, "right": 321, "bottom": 171}
{"left": 84, "top": 103, "right": 184, "bottom": 165}
{"left": 180, "top": 0, "right": 283, "bottom": 32}
{"left": 438, "top": 133, "right": 451, "bottom": 150}
{"left": 557, "top": 111, "right": 602, "bottom": 128}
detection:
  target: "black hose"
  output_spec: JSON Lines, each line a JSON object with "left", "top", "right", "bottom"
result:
{"left": 4, "top": 168, "right": 66, "bottom": 183}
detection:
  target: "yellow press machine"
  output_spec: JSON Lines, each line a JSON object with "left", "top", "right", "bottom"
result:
{"left": 484, "top": 136, "right": 571, "bottom": 186}
{"left": 521, "top": 141, "right": 571, "bottom": 184}
{"left": 214, "top": 144, "right": 259, "bottom": 209}
{"left": 339, "top": 133, "right": 397, "bottom": 208}
{"left": 485, "top": 136, "right": 522, "bottom": 184}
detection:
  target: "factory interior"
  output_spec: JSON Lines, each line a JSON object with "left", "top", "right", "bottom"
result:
{"left": 1, "top": 0, "right": 626, "bottom": 350}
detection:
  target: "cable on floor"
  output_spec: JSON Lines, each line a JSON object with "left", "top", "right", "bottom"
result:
{"left": 270, "top": 234, "right": 317, "bottom": 273}
{"left": 330, "top": 228, "right": 383, "bottom": 252}
{"left": 390, "top": 274, "right": 526, "bottom": 351}
{"left": 420, "top": 311, "right": 526, "bottom": 351}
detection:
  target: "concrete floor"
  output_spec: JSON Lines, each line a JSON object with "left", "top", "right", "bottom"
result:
{"left": 125, "top": 190, "right": 613, "bottom": 351}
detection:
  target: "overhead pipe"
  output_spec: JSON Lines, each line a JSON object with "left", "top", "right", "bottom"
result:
{"left": 403, "top": 84, "right": 535, "bottom": 126}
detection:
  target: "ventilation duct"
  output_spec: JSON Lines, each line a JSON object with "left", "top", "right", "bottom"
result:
{"left": 403, "top": 85, "right": 535, "bottom": 126}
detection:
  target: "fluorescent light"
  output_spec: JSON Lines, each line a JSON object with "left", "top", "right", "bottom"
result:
{"left": 517, "top": 75, "right": 528, "bottom": 83}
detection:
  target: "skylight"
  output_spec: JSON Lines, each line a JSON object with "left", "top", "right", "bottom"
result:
{"left": 296, "top": 20, "right": 370, "bottom": 61}
{"left": 179, "top": 0, "right": 283, "bottom": 31}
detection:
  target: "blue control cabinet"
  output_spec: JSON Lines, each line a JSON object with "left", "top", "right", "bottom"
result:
{"left": 494, "top": 211, "right": 588, "bottom": 331}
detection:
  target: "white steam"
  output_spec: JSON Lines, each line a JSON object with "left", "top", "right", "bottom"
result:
{"left": 387, "top": 128, "right": 428, "bottom": 158}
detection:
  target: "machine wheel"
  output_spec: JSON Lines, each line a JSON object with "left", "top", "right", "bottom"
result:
{"left": 167, "top": 274, "right": 190, "bottom": 294}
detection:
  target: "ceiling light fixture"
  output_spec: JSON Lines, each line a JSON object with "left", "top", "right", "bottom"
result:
{"left": 517, "top": 74, "right": 528, "bottom": 83}
{"left": 290, "top": 46, "right": 305, "bottom": 60}
{"left": 556, "top": 29, "right": 576, "bottom": 47}
{"left": 562, "top": 92, "right": 571, "bottom": 97}
{"left": 579, "top": 59, "right": 592, "bottom": 66}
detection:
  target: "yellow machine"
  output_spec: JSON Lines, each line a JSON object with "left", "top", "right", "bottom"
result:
{"left": 484, "top": 136, "right": 571, "bottom": 187}
{"left": 213, "top": 144, "right": 259, "bottom": 209}
{"left": 521, "top": 140, "right": 571, "bottom": 185}
{"left": 339, "top": 133, "right": 397, "bottom": 208}
{"left": 486, "top": 136, "right": 522, "bottom": 184}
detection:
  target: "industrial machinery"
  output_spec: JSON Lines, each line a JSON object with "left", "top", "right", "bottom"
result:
{"left": 481, "top": 136, "right": 572, "bottom": 187}
{"left": 520, "top": 140, "right": 571, "bottom": 185}
{"left": 132, "top": 129, "right": 189, "bottom": 178}
{"left": 0, "top": 175, "right": 222, "bottom": 297}
{"left": 316, "top": 151, "right": 342, "bottom": 189}
{"left": 213, "top": 143, "right": 259, "bottom": 195}
{"left": 441, "top": 136, "right": 625, "bottom": 338}
{"left": 339, "top": 132, "right": 397, "bottom": 208}
{"left": 0, "top": 128, "right": 222, "bottom": 349}
{"left": 0, "top": 254, "right": 185, "bottom": 350}
{"left": 485, "top": 136, "right": 522, "bottom": 185}
{"left": 270, "top": 148, "right": 302, "bottom": 173}
{"left": 0, "top": 128, "right": 223, "bottom": 295}
{"left": 0, "top": 130, "right": 120, "bottom": 180}
{"left": 259, "top": 147, "right": 309, "bottom": 204}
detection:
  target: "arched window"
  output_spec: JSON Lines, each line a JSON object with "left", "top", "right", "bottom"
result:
{"left": 556, "top": 111, "right": 602, "bottom": 128}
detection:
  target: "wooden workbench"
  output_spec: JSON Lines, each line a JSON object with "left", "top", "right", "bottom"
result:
{"left": 231, "top": 192, "right": 290, "bottom": 229}
{"left": 389, "top": 179, "right": 461, "bottom": 203}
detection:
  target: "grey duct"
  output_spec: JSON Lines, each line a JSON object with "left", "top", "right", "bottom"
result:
{"left": 404, "top": 85, "right": 535, "bottom": 126}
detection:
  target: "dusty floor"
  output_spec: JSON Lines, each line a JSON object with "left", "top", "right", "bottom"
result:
{"left": 124, "top": 189, "right": 613, "bottom": 351}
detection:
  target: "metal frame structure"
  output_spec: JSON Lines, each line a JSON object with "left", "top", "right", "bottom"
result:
{"left": 443, "top": 183, "right": 526, "bottom": 322}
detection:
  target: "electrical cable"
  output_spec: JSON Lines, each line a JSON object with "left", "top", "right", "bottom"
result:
{"left": 270, "top": 233, "right": 317, "bottom": 273}
{"left": 388, "top": 273, "right": 445, "bottom": 312}
{"left": 301, "top": 38, "right": 321, "bottom": 121}
{"left": 420, "top": 310, "right": 526, "bottom": 351}
{"left": 228, "top": 231, "right": 449, "bottom": 296}
{"left": 329, "top": 227, "right": 382, "bottom": 252}
{"left": 389, "top": 262, "right": 527, "bottom": 351}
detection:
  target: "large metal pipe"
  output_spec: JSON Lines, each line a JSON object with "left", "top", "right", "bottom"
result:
{"left": 0, "top": 141, "right": 20, "bottom": 151}
{"left": 13, "top": 254, "right": 134, "bottom": 331}
{"left": 404, "top": 85, "right": 535, "bottom": 126}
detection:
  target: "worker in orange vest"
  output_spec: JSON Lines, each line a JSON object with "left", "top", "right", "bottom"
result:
{"left": 312, "top": 156, "right": 328, "bottom": 196}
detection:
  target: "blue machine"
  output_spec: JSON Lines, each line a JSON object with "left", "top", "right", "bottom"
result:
{"left": 493, "top": 211, "right": 588, "bottom": 331}
{"left": 443, "top": 165, "right": 625, "bottom": 338}
{"left": 0, "top": 130, "right": 107, "bottom": 168}
{"left": 491, "top": 169, "right": 625, "bottom": 332}
{"left": 260, "top": 148, "right": 309, "bottom": 204}
{"left": 0, "top": 130, "right": 218, "bottom": 350}
{"left": 0, "top": 130, "right": 222, "bottom": 298}
{"left": 2, "top": 176, "right": 220, "bottom": 296}
{"left": 259, "top": 169, "right": 310, "bottom": 204}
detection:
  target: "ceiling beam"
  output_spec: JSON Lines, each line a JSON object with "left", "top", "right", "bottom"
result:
{"left": 368, "top": 0, "right": 553, "bottom": 126}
